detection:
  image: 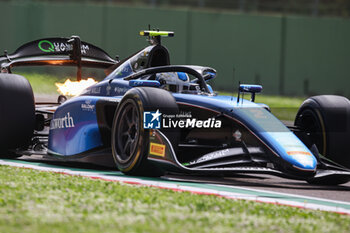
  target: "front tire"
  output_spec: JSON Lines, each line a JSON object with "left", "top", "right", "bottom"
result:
{"left": 111, "top": 87, "right": 178, "bottom": 176}
{"left": 295, "top": 95, "right": 350, "bottom": 168}
{"left": 112, "top": 97, "right": 147, "bottom": 174}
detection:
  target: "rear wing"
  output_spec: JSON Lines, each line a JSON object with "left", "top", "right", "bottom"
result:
{"left": 0, "top": 36, "right": 117, "bottom": 80}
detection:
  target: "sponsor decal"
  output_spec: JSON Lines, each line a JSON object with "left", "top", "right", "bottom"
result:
{"left": 162, "top": 118, "right": 221, "bottom": 128}
{"left": 81, "top": 100, "right": 95, "bottom": 112}
{"left": 90, "top": 87, "right": 101, "bottom": 94}
{"left": 114, "top": 87, "right": 129, "bottom": 94}
{"left": 287, "top": 151, "right": 312, "bottom": 156}
{"left": 106, "top": 85, "right": 112, "bottom": 95}
{"left": 233, "top": 130, "right": 242, "bottom": 141}
{"left": 82, "top": 86, "right": 101, "bottom": 95}
{"left": 143, "top": 109, "right": 221, "bottom": 129}
{"left": 50, "top": 112, "right": 75, "bottom": 130}
{"left": 144, "top": 110, "right": 162, "bottom": 129}
{"left": 149, "top": 142, "right": 166, "bottom": 157}
{"left": 190, "top": 149, "right": 230, "bottom": 165}
{"left": 38, "top": 40, "right": 89, "bottom": 54}
{"left": 38, "top": 40, "right": 54, "bottom": 52}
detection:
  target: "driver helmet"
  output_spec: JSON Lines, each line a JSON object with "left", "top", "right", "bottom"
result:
{"left": 177, "top": 72, "right": 189, "bottom": 82}
{"left": 156, "top": 72, "right": 189, "bottom": 83}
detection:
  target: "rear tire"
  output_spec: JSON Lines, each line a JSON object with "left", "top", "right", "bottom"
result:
{"left": 111, "top": 87, "right": 178, "bottom": 176}
{"left": 0, "top": 74, "right": 35, "bottom": 157}
{"left": 295, "top": 95, "right": 350, "bottom": 168}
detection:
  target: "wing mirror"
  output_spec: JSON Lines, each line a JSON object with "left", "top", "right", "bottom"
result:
{"left": 203, "top": 71, "right": 216, "bottom": 81}
{"left": 238, "top": 84, "right": 263, "bottom": 102}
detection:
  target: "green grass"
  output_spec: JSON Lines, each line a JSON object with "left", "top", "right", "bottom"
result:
{"left": 255, "top": 94, "right": 305, "bottom": 121}
{"left": 219, "top": 91, "right": 304, "bottom": 107}
{"left": 219, "top": 91, "right": 305, "bottom": 121}
{"left": 19, "top": 72, "right": 72, "bottom": 94}
{"left": 0, "top": 165, "right": 349, "bottom": 233}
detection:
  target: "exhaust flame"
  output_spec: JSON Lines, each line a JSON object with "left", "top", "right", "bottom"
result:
{"left": 55, "top": 78, "right": 98, "bottom": 96}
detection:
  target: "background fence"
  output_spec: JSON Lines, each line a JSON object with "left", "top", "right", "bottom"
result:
{"left": 0, "top": 1, "right": 349, "bottom": 96}
{"left": 5, "top": 0, "right": 350, "bottom": 18}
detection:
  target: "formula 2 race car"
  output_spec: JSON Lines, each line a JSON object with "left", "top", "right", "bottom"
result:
{"left": 1, "top": 30, "right": 350, "bottom": 185}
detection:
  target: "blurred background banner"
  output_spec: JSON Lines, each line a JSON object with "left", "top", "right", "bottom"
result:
{"left": 0, "top": 0, "right": 350, "bottom": 96}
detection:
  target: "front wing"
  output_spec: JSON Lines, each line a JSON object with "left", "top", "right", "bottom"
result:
{"left": 147, "top": 129, "right": 350, "bottom": 183}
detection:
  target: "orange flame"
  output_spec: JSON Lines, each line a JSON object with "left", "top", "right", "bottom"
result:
{"left": 55, "top": 78, "right": 98, "bottom": 96}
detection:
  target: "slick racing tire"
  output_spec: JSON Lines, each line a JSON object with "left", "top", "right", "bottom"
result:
{"left": 0, "top": 74, "right": 35, "bottom": 157}
{"left": 295, "top": 95, "right": 350, "bottom": 168}
{"left": 111, "top": 87, "right": 178, "bottom": 176}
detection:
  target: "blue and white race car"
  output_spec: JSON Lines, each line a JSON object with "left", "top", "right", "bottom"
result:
{"left": 1, "top": 30, "right": 350, "bottom": 185}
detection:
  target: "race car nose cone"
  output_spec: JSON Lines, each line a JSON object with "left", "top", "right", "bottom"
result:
{"left": 287, "top": 151, "right": 317, "bottom": 171}
{"left": 261, "top": 132, "right": 317, "bottom": 171}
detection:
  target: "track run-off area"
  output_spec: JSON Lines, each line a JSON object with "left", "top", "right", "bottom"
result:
{"left": 1, "top": 158, "right": 350, "bottom": 215}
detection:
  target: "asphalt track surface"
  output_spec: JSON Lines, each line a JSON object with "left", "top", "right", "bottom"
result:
{"left": 14, "top": 154, "right": 350, "bottom": 203}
